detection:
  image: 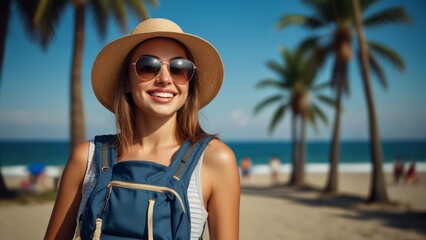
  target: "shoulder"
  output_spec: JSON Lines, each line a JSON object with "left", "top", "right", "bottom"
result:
{"left": 203, "top": 139, "right": 238, "bottom": 174}
{"left": 66, "top": 141, "right": 90, "bottom": 177}
{"left": 57, "top": 141, "right": 91, "bottom": 195}
{"left": 69, "top": 141, "right": 90, "bottom": 163}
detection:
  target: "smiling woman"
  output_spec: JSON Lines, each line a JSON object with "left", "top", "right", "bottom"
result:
{"left": 44, "top": 18, "right": 240, "bottom": 240}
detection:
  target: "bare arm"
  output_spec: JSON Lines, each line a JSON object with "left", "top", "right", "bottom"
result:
{"left": 44, "top": 141, "right": 89, "bottom": 240}
{"left": 203, "top": 140, "right": 240, "bottom": 240}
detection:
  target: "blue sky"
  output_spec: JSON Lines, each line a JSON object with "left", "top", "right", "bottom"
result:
{"left": 1, "top": 0, "right": 425, "bottom": 141}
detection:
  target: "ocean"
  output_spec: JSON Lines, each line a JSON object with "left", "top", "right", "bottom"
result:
{"left": 0, "top": 140, "right": 425, "bottom": 176}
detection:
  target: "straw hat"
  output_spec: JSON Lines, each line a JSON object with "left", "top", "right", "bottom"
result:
{"left": 92, "top": 18, "right": 224, "bottom": 112}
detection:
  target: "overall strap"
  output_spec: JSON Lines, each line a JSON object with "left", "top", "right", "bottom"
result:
{"left": 93, "top": 135, "right": 117, "bottom": 192}
{"left": 173, "top": 137, "right": 212, "bottom": 187}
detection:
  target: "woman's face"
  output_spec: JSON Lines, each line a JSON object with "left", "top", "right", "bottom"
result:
{"left": 127, "top": 38, "right": 190, "bottom": 119}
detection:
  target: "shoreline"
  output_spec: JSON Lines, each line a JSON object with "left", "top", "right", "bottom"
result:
{"left": 2, "top": 162, "right": 426, "bottom": 178}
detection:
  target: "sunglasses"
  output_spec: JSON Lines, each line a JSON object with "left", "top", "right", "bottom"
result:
{"left": 131, "top": 55, "right": 196, "bottom": 85}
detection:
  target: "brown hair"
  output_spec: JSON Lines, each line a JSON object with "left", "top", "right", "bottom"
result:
{"left": 113, "top": 38, "right": 216, "bottom": 156}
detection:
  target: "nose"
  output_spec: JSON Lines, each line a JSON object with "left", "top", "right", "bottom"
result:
{"left": 155, "top": 63, "right": 173, "bottom": 85}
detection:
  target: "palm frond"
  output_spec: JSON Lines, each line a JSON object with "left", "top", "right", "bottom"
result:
{"left": 146, "top": 0, "right": 159, "bottom": 5}
{"left": 256, "top": 79, "right": 284, "bottom": 90}
{"left": 266, "top": 59, "right": 285, "bottom": 77}
{"left": 302, "top": 45, "right": 329, "bottom": 86}
{"left": 367, "top": 40, "right": 405, "bottom": 72}
{"left": 125, "top": 0, "right": 158, "bottom": 21}
{"left": 307, "top": 44, "right": 332, "bottom": 77}
{"left": 302, "top": 0, "right": 335, "bottom": 24}
{"left": 360, "top": 0, "right": 380, "bottom": 11}
{"left": 276, "top": 15, "right": 324, "bottom": 30}
{"left": 279, "top": 47, "right": 293, "bottom": 66}
{"left": 363, "top": 7, "right": 412, "bottom": 27}
{"left": 33, "top": 0, "right": 49, "bottom": 26}
{"left": 298, "top": 35, "right": 322, "bottom": 53}
{"left": 110, "top": 0, "right": 128, "bottom": 32}
{"left": 30, "top": 0, "right": 68, "bottom": 49}
{"left": 368, "top": 53, "right": 388, "bottom": 89}
{"left": 14, "top": 0, "right": 37, "bottom": 37}
{"left": 317, "top": 95, "right": 336, "bottom": 107}
{"left": 305, "top": 107, "right": 317, "bottom": 132}
{"left": 310, "top": 81, "right": 331, "bottom": 91}
{"left": 332, "top": 0, "right": 354, "bottom": 22}
{"left": 311, "top": 103, "right": 329, "bottom": 125}
{"left": 89, "top": 0, "right": 108, "bottom": 40}
{"left": 268, "top": 104, "right": 289, "bottom": 134}
{"left": 254, "top": 94, "right": 285, "bottom": 115}
{"left": 0, "top": 0, "right": 11, "bottom": 32}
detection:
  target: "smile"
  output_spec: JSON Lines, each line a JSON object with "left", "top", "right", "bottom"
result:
{"left": 148, "top": 91, "right": 175, "bottom": 98}
{"left": 148, "top": 90, "right": 176, "bottom": 99}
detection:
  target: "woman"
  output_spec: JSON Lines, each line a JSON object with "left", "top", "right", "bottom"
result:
{"left": 44, "top": 18, "right": 240, "bottom": 239}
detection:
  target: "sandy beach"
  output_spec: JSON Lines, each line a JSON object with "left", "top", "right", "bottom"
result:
{"left": 1, "top": 172, "right": 425, "bottom": 240}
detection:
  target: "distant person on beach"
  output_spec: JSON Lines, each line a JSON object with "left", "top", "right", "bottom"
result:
{"left": 393, "top": 155, "right": 404, "bottom": 184}
{"left": 240, "top": 157, "right": 252, "bottom": 180}
{"left": 269, "top": 156, "right": 281, "bottom": 185}
{"left": 44, "top": 18, "right": 240, "bottom": 239}
{"left": 26, "top": 163, "right": 46, "bottom": 191}
{"left": 405, "top": 162, "right": 419, "bottom": 184}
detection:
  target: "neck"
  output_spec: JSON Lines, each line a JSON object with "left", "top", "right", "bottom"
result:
{"left": 132, "top": 110, "right": 178, "bottom": 147}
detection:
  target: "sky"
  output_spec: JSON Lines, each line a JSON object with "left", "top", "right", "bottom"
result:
{"left": 1, "top": 0, "right": 425, "bottom": 141}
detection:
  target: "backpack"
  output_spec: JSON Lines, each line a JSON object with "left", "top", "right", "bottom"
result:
{"left": 80, "top": 135, "right": 212, "bottom": 240}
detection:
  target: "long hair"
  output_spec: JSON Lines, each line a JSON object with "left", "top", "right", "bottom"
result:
{"left": 113, "top": 38, "right": 215, "bottom": 156}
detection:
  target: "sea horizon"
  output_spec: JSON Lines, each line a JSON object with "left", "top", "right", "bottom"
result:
{"left": 1, "top": 138, "right": 425, "bottom": 177}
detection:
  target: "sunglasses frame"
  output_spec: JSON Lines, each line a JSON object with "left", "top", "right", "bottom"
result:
{"left": 131, "top": 56, "right": 196, "bottom": 85}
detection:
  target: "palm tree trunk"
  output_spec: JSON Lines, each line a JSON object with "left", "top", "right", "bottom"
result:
{"left": 296, "top": 116, "right": 306, "bottom": 188}
{"left": 70, "top": 4, "right": 86, "bottom": 150}
{"left": 289, "top": 113, "right": 299, "bottom": 185}
{"left": 0, "top": 0, "right": 11, "bottom": 92}
{"left": 0, "top": 0, "right": 13, "bottom": 198}
{"left": 324, "top": 82, "right": 343, "bottom": 194}
{"left": 352, "top": 0, "right": 389, "bottom": 203}
{"left": 0, "top": 157, "right": 14, "bottom": 198}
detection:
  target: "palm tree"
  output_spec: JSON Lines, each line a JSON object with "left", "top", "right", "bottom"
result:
{"left": 254, "top": 46, "right": 334, "bottom": 188}
{"left": 351, "top": 0, "right": 387, "bottom": 202}
{"left": 277, "top": 0, "right": 411, "bottom": 196}
{"left": 0, "top": 0, "right": 42, "bottom": 198}
{"left": 32, "top": 0, "right": 158, "bottom": 150}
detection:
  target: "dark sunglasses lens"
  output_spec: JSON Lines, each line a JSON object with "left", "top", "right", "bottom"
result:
{"left": 169, "top": 59, "right": 195, "bottom": 84}
{"left": 135, "top": 56, "right": 161, "bottom": 80}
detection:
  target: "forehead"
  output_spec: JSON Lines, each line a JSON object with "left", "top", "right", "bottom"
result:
{"left": 131, "top": 38, "right": 188, "bottom": 61}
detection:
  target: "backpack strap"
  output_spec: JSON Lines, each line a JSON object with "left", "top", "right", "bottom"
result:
{"left": 173, "top": 144, "right": 197, "bottom": 181}
{"left": 172, "top": 137, "right": 212, "bottom": 187}
{"left": 94, "top": 135, "right": 117, "bottom": 172}
{"left": 92, "top": 135, "right": 117, "bottom": 194}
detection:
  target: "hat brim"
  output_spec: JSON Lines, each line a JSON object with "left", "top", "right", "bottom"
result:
{"left": 92, "top": 31, "right": 224, "bottom": 112}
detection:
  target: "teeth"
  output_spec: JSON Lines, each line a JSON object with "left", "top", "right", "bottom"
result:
{"left": 150, "top": 92, "right": 174, "bottom": 98}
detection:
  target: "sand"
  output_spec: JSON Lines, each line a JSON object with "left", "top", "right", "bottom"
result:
{"left": 236, "top": 173, "right": 426, "bottom": 240}
{"left": 1, "top": 172, "right": 425, "bottom": 240}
